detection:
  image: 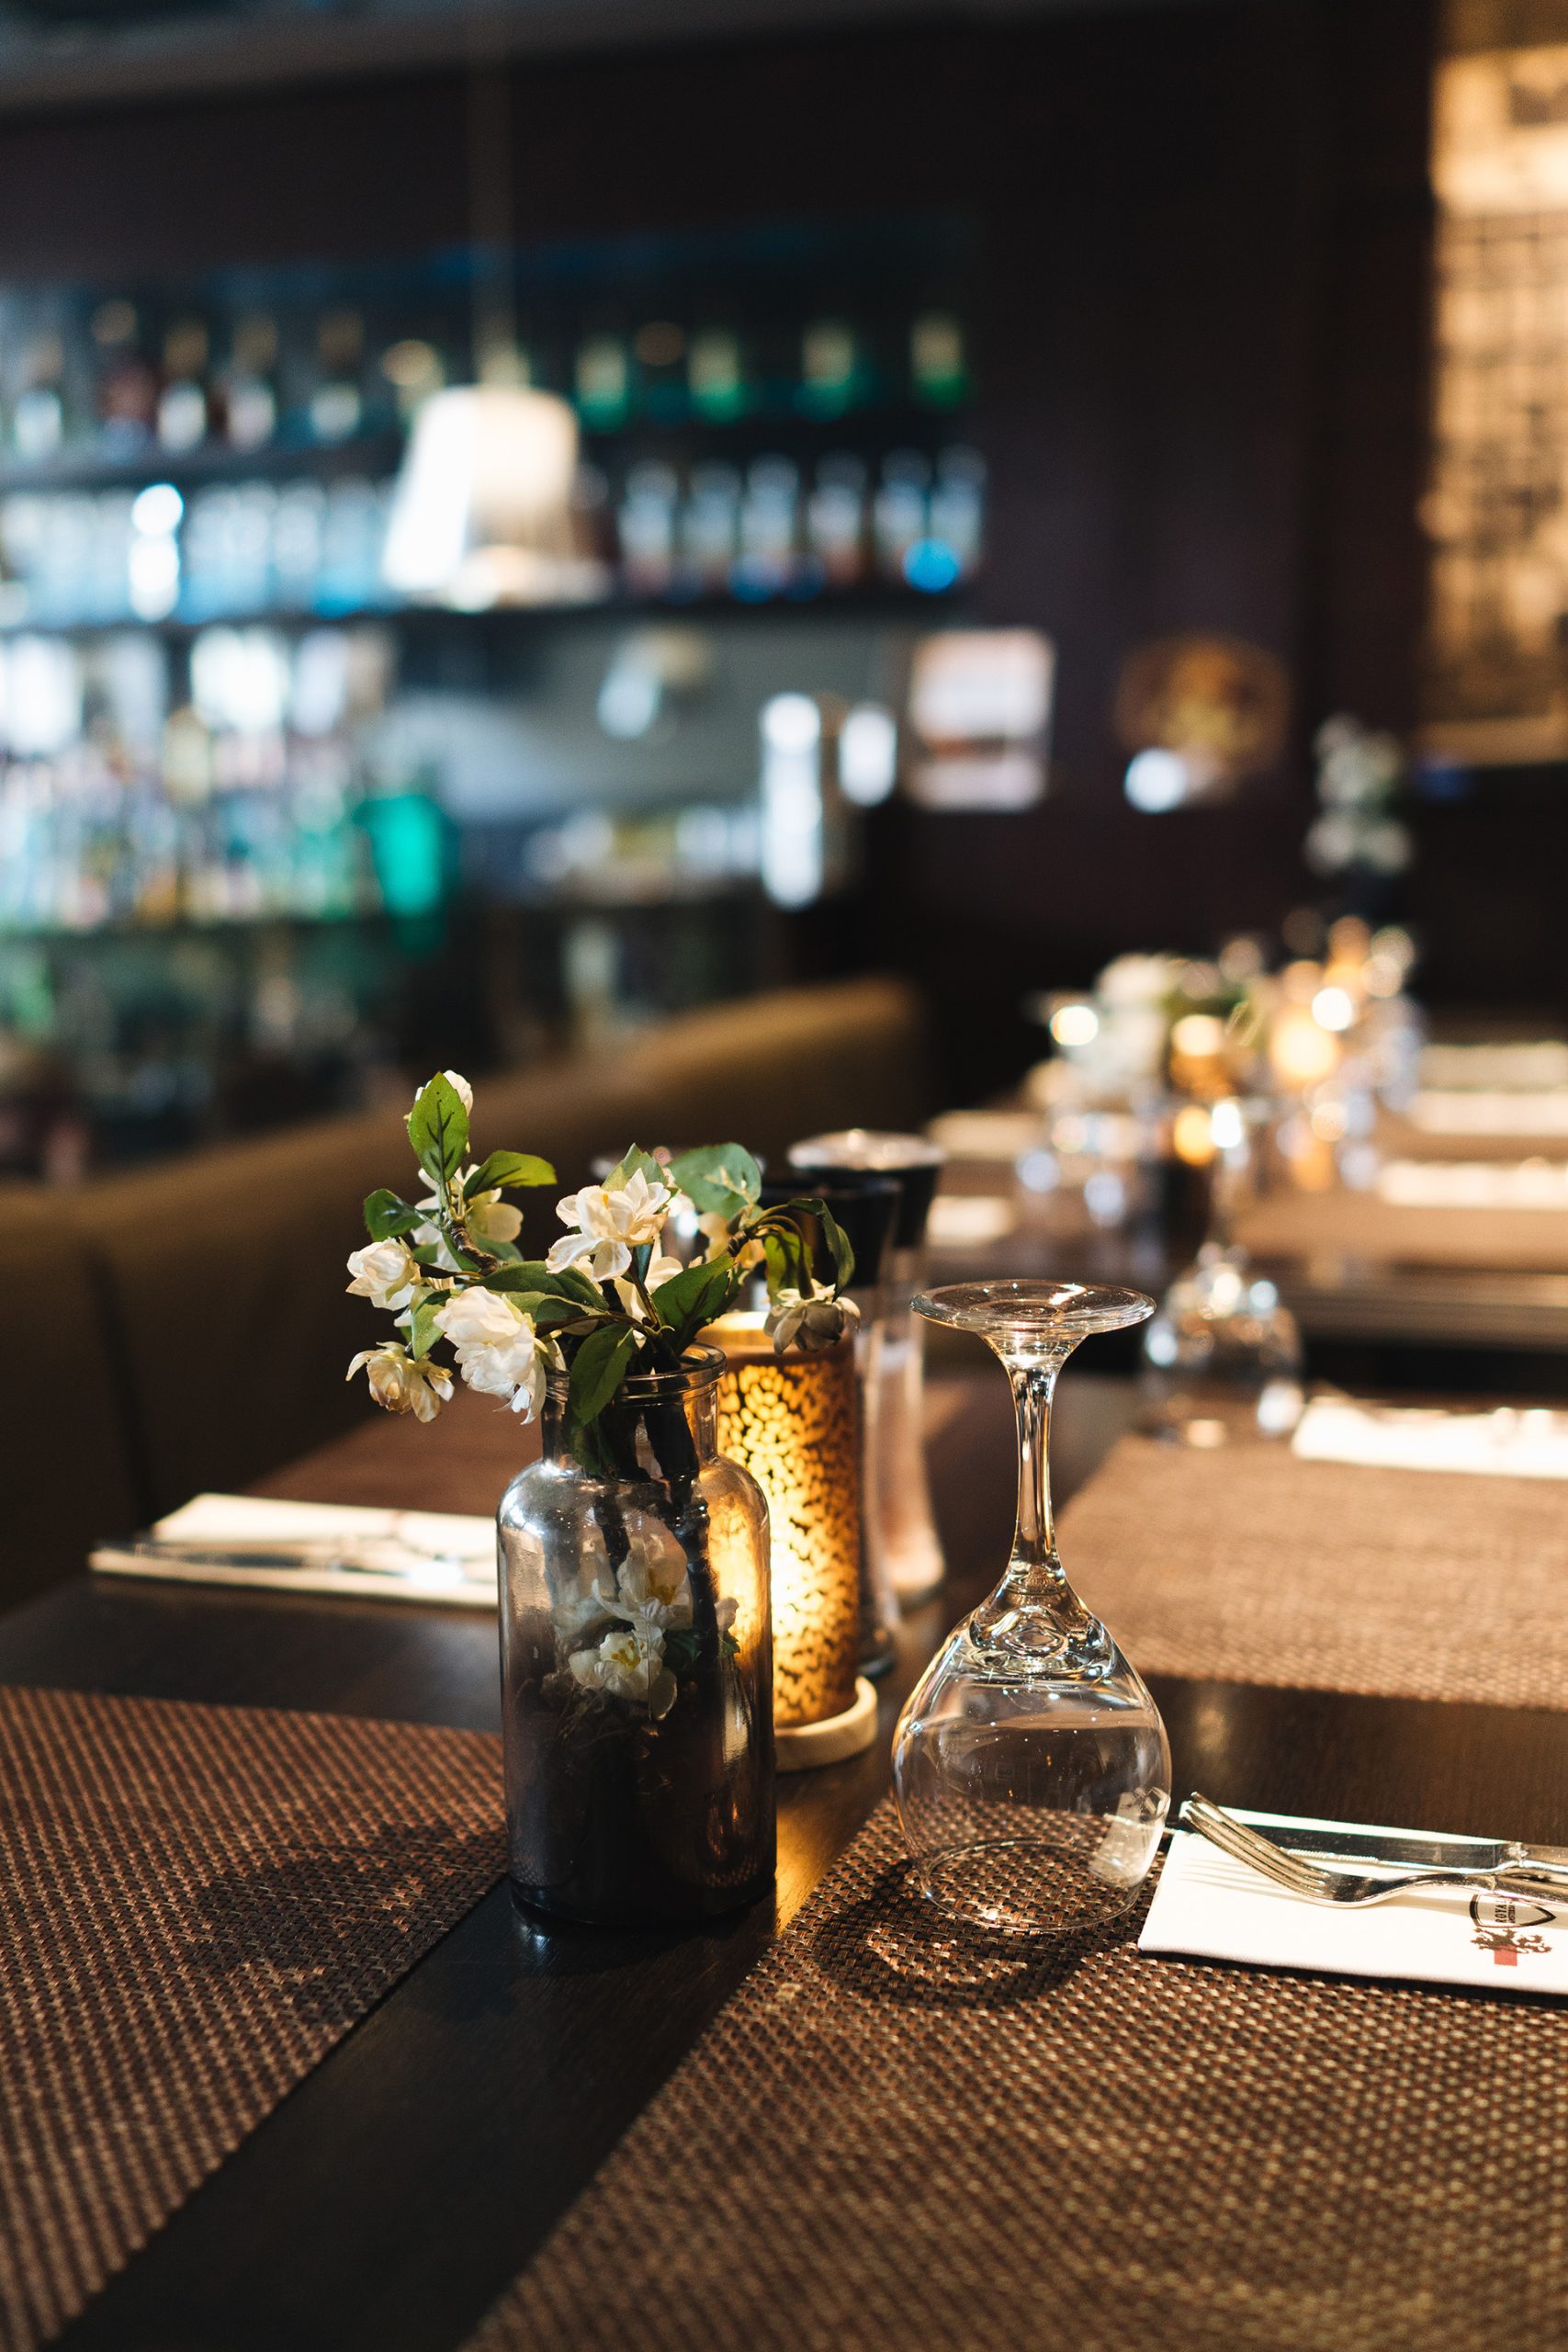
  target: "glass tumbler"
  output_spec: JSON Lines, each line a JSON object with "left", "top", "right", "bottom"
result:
{"left": 788, "top": 1129, "right": 948, "bottom": 1604}
{"left": 893, "top": 1280, "right": 1171, "bottom": 1935}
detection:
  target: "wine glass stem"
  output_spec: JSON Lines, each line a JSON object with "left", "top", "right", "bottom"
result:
{"left": 998, "top": 1352, "right": 1077, "bottom": 1620}
{"left": 1011, "top": 1361, "right": 1056, "bottom": 1563}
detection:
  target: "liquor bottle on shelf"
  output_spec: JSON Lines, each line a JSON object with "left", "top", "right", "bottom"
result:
{"left": 310, "top": 309, "right": 365, "bottom": 445}
{"left": 873, "top": 449, "right": 930, "bottom": 583}
{"left": 799, "top": 320, "right": 860, "bottom": 419}
{"left": 688, "top": 326, "right": 746, "bottom": 423}
{"left": 13, "top": 332, "right": 68, "bottom": 464}
{"left": 737, "top": 456, "right": 801, "bottom": 597}
{"left": 617, "top": 461, "right": 678, "bottom": 597}
{"left": 680, "top": 462, "right": 740, "bottom": 595}
{"left": 910, "top": 311, "right": 969, "bottom": 408}
{"left": 269, "top": 481, "right": 327, "bottom": 611}
{"left": 633, "top": 320, "right": 687, "bottom": 424}
{"left": 158, "top": 319, "right": 211, "bottom": 454}
{"left": 92, "top": 300, "right": 158, "bottom": 457}
{"left": 223, "top": 315, "right": 280, "bottom": 453}
{"left": 380, "top": 336, "right": 446, "bottom": 424}
{"left": 929, "top": 446, "right": 987, "bottom": 581}
{"left": 807, "top": 454, "right": 868, "bottom": 589}
{"left": 575, "top": 333, "right": 631, "bottom": 431}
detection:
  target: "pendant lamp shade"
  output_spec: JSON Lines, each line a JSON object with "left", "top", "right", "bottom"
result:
{"left": 382, "top": 384, "right": 604, "bottom": 609}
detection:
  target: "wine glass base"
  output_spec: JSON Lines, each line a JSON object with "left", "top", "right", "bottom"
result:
{"left": 911, "top": 1835, "right": 1145, "bottom": 1939}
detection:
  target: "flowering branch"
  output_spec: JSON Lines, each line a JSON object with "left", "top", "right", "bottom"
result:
{"left": 345, "top": 1074, "right": 858, "bottom": 1453}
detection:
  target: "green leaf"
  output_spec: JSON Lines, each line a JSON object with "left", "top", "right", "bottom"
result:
{"left": 606, "top": 1144, "right": 669, "bottom": 1193}
{"left": 569, "top": 1322, "right": 643, "bottom": 1424}
{"left": 364, "top": 1188, "right": 423, "bottom": 1241}
{"left": 485, "top": 1260, "right": 605, "bottom": 1311}
{"left": 667, "top": 1143, "right": 762, "bottom": 1215}
{"left": 407, "top": 1073, "right": 469, "bottom": 1189}
{"left": 649, "top": 1254, "right": 740, "bottom": 1351}
{"left": 761, "top": 1226, "right": 807, "bottom": 1298}
{"left": 406, "top": 1295, "right": 446, "bottom": 1360}
{"left": 465, "top": 1149, "right": 556, "bottom": 1198}
{"left": 809, "top": 1201, "right": 856, "bottom": 1289}
{"left": 773, "top": 1196, "right": 856, "bottom": 1291}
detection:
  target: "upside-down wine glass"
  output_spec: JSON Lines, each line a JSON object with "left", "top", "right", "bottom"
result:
{"left": 893, "top": 1280, "right": 1171, "bottom": 1935}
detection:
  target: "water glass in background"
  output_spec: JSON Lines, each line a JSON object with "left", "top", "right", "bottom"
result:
{"left": 788, "top": 1129, "right": 948, "bottom": 1604}
{"left": 1140, "top": 1094, "right": 1304, "bottom": 1447}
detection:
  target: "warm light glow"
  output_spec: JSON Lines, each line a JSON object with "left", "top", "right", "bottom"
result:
{"left": 1049, "top": 1001, "right": 1100, "bottom": 1048}
{"left": 1311, "top": 984, "right": 1357, "bottom": 1034}
{"left": 1270, "top": 1006, "right": 1341, "bottom": 1089}
{"left": 1171, "top": 1012, "right": 1226, "bottom": 1060}
{"left": 710, "top": 1315, "right": 861, "bottom": 1731}
{"left": 1172, "top": 1104, "right": 1217, "bottom": 1165}
{"left": 1209, "top": 1097, "right": 1246, "bottom": 1152}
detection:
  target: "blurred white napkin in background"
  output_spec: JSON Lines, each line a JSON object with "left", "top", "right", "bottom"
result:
{"left": 91, "top": 1493, "right": 498, "bottom": 1608}
{"left": 1410, "top": 1090, "right": 1568, "bottom": 1138}
{"left": 1292, "top": 1396, "right": 1568, "bottom": 1479}
{"left": 1142, "top": 1813, "right": 1568, "bottom": 1996}
{"left": 927, "top": 1110, "right": 1043, "bottom": 1161}
{"left": 927, "top": 1193, "right": 1019, "bottom": 1248}
{"left": 1420, "top": 1041, "right": 1568, "bottom": 1091}
{"left": 1378, "top": 1157, "right": 1568, "bottom": 1209}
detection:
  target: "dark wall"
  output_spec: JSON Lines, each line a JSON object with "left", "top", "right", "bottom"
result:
{"left": 0, "top": 0, "right": 1437, "bottom": 1095}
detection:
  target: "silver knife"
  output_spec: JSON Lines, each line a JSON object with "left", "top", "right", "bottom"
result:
{"left": 1176, "top": 1800, "right": 1568, "bottom": 1883}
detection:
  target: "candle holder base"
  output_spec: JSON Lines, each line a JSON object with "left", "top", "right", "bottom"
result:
{"left": 776, "top": 1677, "right": 878, "bottom": 1773}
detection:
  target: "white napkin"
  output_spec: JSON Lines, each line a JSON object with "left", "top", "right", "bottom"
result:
{"left": 1292, "top": 1395, "right": 1568, "bottom": 1478}
{"left": 927, "top": 1193, "right": 1019, "bottom": 1248}
{"left": 927, "top": 1110, "right": 1043, "bottom": 1161}
{"left": 1142, "top": 1811, "right": 1568, "bottom": 1996}
{"left": 90, "top": 1492, "right": 498, "bottom": 1608}
{"left": 1377, "top": 1156, "right": 1568, "bottom": 1209}
{"left": 1409, "top": 1089, "right": 1568, "bottom": 1138}
{"left": 1420, "top": 1041, "right": 1568, "bottom": 1090}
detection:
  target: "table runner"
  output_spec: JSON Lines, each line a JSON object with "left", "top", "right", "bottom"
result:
{"left": 467, "top": 1797, "right": 1568, "bottom": 2351}
{"left": 1059, "top": 1432, "right": 1568, "bottom": 1711}
{"left": 0, "top": 1685, "right": 504, "bottom": 2352}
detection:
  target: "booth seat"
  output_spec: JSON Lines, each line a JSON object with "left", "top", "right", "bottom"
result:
{"left": 0, "top": 977, "right": 928, "bottom": 1609}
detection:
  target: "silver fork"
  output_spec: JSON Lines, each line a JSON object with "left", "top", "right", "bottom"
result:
{"left": 1183, "top": 1794, "right": 1568, "bottom": 1909}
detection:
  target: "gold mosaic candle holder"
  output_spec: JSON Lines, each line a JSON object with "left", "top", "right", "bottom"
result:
{"left": 707, "top": 1312, "right": 877, "bottom": 1770}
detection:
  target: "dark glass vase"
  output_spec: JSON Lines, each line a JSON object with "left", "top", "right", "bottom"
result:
{"left": 498, "top": 1343, "right": 775, "bottom": 1925}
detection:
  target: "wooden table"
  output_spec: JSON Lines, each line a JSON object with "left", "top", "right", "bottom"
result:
{"left": 6, "top": 1373, "right": 1568, "bottom": 2349}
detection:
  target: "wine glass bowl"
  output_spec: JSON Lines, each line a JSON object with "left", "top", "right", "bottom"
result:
{"left": 893, "top": 1279, "right": 1172, "bottom": 1936}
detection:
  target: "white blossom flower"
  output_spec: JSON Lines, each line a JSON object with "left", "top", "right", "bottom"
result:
{"left": 466, "top": 1189, "right": 524, "bottom": 1247}
{"left": 569, "top": 1623, "right": 676, "bottom": 1717}
{"left": 345, "top": 1238, "right": 419, "bottom": 1311}
{"left": 346, "top": 1342, "right": 453, "bottom": 1421}
{"left": 434, "top": 1286, "right": 544, "bottom": 1418}
{"left": 615, "top": 1250, "right": 683, "bottom": 1320}
{"left": 547, "top": 1167, "right": 671, "bottom": 1283}
{"left": 615, "top": 1531, "right": 693, "bottom": 1631}
{"left": 766, "top": 1283, "right": 861, "bottom": 1355}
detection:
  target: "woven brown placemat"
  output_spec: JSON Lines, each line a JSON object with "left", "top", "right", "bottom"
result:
{"left": 468, "top": 1796, "right": 1568, "bottom": 2352}
{"left": 0, "top": 1684, "right": 504, "bottom": 2352}
{"left": 1058, "top": 1432, "right": 1568, "bottom": 1710}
